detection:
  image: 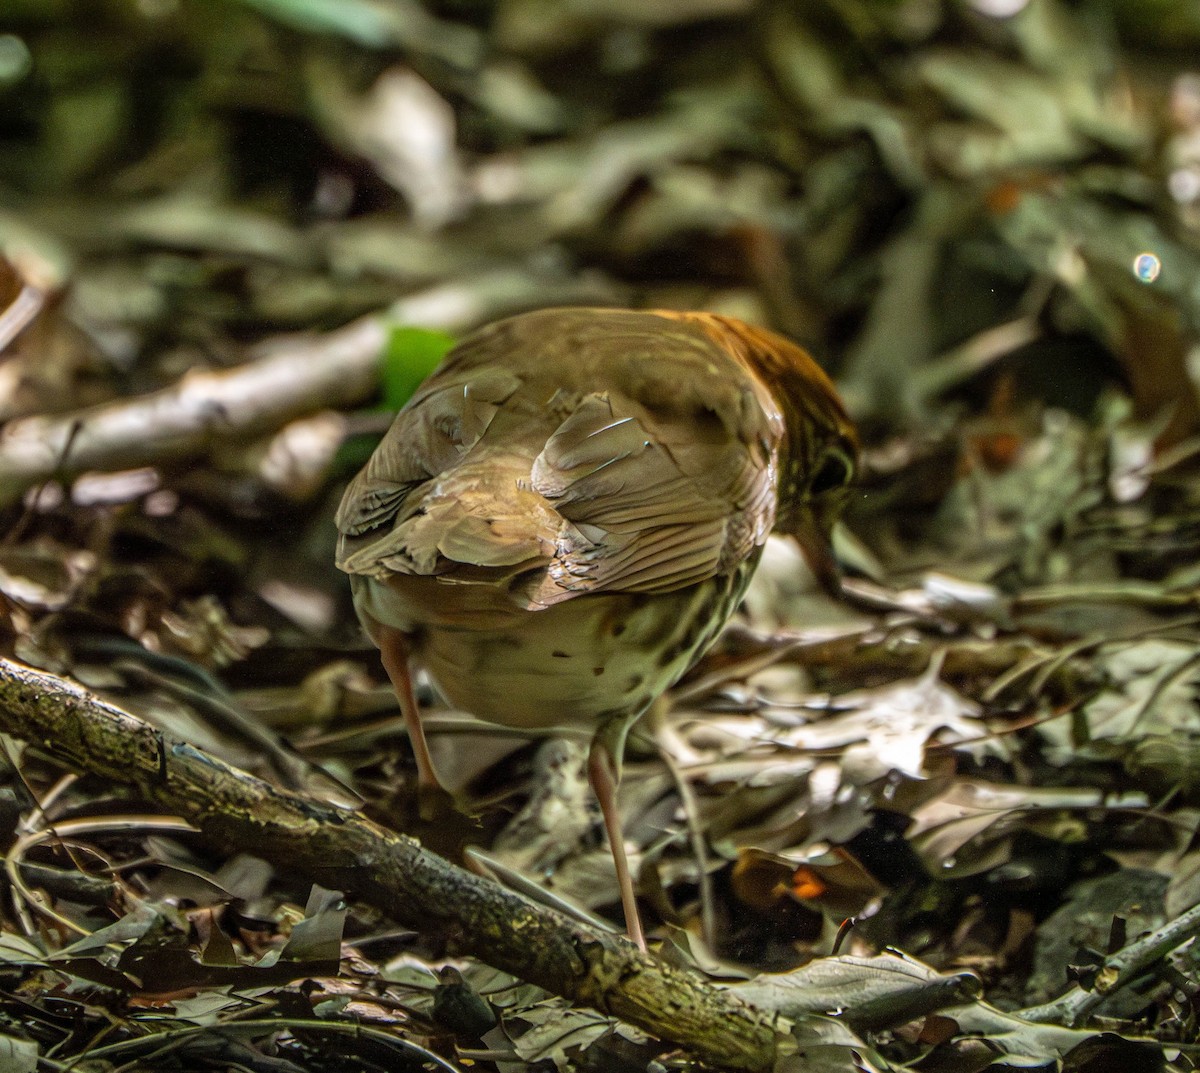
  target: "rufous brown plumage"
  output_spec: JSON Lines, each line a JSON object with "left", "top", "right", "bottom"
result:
{"left": 336, "top": 306, "right": 858, "bottom": 948}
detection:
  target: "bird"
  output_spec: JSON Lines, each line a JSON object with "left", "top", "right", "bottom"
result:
{"left": 335, "top": 306, "right": 858, "bottom": 950}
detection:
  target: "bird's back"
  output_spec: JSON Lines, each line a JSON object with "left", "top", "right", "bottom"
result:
{"left": 336, "top": 308, "right": 787, "bottom": 633}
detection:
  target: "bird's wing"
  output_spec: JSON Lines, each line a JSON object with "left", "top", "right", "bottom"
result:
{"left": 336, "top": 308, "right": 786, "bottom": 608}
{"left": 334, "top": 362, "right": 537, "bottom": 579}
{"left": 525, "top": 334, "right": 784, "bottom": 605}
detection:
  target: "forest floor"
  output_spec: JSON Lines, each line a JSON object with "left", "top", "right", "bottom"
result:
{"left": 1, "top": 2, "right": 1200, "bottom": 1070}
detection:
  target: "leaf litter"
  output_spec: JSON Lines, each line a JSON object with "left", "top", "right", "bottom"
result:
{"left": 2, "top": 0, "right": 1200, "bottom": 1070}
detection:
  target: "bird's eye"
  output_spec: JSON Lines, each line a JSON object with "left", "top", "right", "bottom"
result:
{"left": 809, "top": 448, "right": 854, "bottom": 495}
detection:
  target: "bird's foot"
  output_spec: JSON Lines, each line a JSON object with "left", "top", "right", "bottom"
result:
{"left": 416, "top": 780, "right": 457, "bottom": 823}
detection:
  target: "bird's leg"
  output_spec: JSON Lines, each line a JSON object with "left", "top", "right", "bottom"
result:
{"left": 587, "top": 717, "right": 646, "bottom": 951}
{"left": 378, "top": 627, "right": 441, "bottom": 794}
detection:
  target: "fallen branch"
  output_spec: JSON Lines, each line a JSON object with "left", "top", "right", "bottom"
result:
{"left": 1020, "top": 895, "right": 1200, "bottom": 1027}
{"left": 0, "top": 657, "right": 786, "bottom": 1072}
{"left": 0, "top": 267, "right": 622, "bottom": 507}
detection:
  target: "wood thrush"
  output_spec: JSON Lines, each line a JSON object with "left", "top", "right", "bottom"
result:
{"left": 335, "top": 307, "right": 858, "bottom": 949}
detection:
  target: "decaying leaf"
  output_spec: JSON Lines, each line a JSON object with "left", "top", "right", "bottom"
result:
{"left": 0, "top": 2, "right": 1197, "bottom": 1070}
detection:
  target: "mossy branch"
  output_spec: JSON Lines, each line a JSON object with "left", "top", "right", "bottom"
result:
{"left": 0, "top": 657, "right": 786, "bottom": 1072}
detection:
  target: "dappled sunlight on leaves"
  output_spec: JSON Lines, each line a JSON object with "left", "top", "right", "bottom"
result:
{"left": 2, "top": 0, "right": 1200, "bottom": 1069}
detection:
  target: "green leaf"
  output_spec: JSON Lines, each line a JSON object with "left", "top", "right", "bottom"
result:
{"left": 380, "top": 325, "right": 456, "bottom": 411}
{"left": 234, "top": 0, "right": 404, "bottom": 47}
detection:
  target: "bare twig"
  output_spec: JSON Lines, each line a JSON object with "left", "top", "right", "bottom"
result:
{"left": 910, "top": 314, "right": 1043, "bottom": 401}
{"left": 1020, "top": 896, "right": 1200, "bottom": 1027}
{"left": 6, "top": 814, "right": 197, "bottom": 937}
{"left": 0, "top": 282, "right": 46, "bottom": 355}
{"left": 0, "top": 267, "right": 622, "bottom": 507}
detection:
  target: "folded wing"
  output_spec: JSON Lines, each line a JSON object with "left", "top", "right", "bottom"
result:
{"left": 335, "top": 309, "right": 785, "bottom": 612}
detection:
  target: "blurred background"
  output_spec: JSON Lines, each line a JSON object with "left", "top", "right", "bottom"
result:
{"left": 4, "top": 0, "right": 1200, "bottom": 1063}
{"left": 4, "top": 0, "right": 1200, "bottom": 440}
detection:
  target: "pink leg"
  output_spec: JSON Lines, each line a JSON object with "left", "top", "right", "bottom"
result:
{"left": 378, "top": 627, "right": 441, "bottom": 793}
{"left": 588, "top": 742, "right": 646, "bottom": 951}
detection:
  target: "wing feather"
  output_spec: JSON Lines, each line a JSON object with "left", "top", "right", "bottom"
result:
{"left": 336, "top": 307, "right": 788, "bottom": 616}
